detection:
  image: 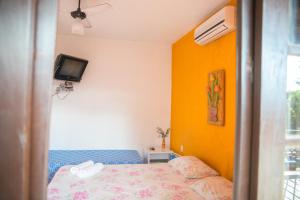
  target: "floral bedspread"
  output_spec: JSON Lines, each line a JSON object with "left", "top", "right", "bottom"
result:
{"left": 48, "top": 163, "right": 203, "bottom": 200}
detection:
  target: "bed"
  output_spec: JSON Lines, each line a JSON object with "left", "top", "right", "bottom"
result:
{"left": 48, "top": 156, "right": 233, "bottom": 200}
{"left": 48, "top": 150, "right": 143, "bottom": 183}
{"left": 48, "top": 163, "right": 202, "bottom": 200}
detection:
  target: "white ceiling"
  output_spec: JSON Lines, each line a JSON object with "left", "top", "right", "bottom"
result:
{"left": 57, "top": 0, "right": 229, "bottom": 44}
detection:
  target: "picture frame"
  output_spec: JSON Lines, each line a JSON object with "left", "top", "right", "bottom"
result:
{"left": 207, "top": 70, "right": 225, "bottom": 126}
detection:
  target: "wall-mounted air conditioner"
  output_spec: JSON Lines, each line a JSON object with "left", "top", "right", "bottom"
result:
{"left": 194, "top": 6, "right": 236, "bottom": 45}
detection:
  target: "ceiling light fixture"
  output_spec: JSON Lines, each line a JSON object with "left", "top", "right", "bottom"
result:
{"left": 70, "top": 0, "right": 88, "bottom": 36}
{"left": 72, "top": 18, "right": 84, "bottom": 35}
{"left": 68, "top": 0, "right": 112, "bottom": 36}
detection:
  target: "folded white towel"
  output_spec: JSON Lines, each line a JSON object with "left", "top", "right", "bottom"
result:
{"left": 76, "top": 163, "right": 104, "bottom": 179}
{"left": 70, "top": 160, "right": 94, "bottom": 174}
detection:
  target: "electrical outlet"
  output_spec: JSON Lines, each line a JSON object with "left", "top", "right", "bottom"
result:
{"left": 180, "top": 145, "right": 184, "bottom": 153}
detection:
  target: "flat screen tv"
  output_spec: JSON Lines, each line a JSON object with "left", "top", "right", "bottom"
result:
{"left": 54, "top": 54, "right": 88, "bottom": 82}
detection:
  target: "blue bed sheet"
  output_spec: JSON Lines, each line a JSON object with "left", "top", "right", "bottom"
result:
{"left": 48, "top": 150, "right": 143, "bottom": 183}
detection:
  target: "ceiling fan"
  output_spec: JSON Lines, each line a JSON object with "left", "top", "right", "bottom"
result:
{"left": 69, "top": 0, "right": 112, "bottom": 35}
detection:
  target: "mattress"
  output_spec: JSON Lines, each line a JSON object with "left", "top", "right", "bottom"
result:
{"left": 48, "top": 150, "right": 143, "bottom": 183}
{"left": 48, "top": 163, "right": 202, "bottom": 200}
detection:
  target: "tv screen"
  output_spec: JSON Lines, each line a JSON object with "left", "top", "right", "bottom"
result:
{"left": 54, "top": 54, "right": 88, "bottom": 82}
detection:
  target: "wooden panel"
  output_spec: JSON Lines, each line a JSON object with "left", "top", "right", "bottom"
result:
{"left": 29, "top": 0, "right": 57, "bottom": 199}
{"left": 0, "top": 0, "right": 57, "bottom": 199}
{"left": 0, "top": 1, "right": 35, "bottom": 199}
{"left": 233, "top": 0, "right": 254, "bottom": 199}
{"left": 251, "top": 0, "right": 289, "bottom": 199}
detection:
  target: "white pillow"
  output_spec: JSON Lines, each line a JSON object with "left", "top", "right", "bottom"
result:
{"left": 168, "top": 156, "right": 218, "bottom": 179}
{"left": 190, "top": 176, "right": 233, "bottom": 200}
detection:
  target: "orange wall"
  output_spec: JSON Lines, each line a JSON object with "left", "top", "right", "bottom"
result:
{"left": 170, "top": 3, "right": 236, "bottom": 180}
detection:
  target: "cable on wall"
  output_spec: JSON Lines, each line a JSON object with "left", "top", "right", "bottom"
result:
{"left": 52, "top": 81, "right": 74, "bottom": 100}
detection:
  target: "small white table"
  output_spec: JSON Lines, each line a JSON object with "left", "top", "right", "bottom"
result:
{"left": 147, "top": 148, "right": 173, "bottom": 164}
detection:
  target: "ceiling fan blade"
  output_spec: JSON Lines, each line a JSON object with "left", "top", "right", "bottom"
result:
{"left": 85, "top": 2, "right": 112, "bottom": 9}
{"left": 84, "top": 0, "right": 112, "bottom": 9}
{"left": 82, "top": 18, "right": 92, "bottom": 29}
{"left": 83, "top": 2, "right": 112, "bottom": 16}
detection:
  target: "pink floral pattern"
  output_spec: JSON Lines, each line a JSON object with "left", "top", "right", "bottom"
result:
{"left": 73, "top": 191, "right": 88, "bottom": 200}
{"left": 190, "top": 176, "right": 233, "bottom": 200}
{"left": 129, "top": 171, "right": 140, "bottom": 176}
{"left": 138, "top": 188, "right": 153, "bottom": 198}
{"left": 168, "top": 156, "right": 219, "bottom": 179}
{"left": 48, "top": 163, "right": 209, "bottom": 200}
{"left": 49, "top": 188, "right": 59, "bottom": 194}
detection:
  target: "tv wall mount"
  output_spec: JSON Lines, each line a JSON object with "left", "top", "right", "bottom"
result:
{"left": 52, "top": 81, "right": 74, "bottom": 99}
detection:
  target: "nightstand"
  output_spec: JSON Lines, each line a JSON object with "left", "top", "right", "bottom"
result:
{"left": 147, "top": 148, "right": 173, "bottom": 164}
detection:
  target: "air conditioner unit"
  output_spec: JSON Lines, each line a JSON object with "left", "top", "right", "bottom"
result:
{"left": 194, "top": 6, "right": 236, "bottom": 45}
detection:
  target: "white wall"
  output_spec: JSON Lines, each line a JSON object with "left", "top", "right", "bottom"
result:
{"left": 49, "top": 35, "right": 171, "bottom": 155}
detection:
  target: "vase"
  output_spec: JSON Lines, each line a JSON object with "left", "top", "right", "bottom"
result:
{"left": 209, "top": 106, "right": 218, "bottom": 122}
{"left": 162, "top": 137, "right": 166, "bottom": 149}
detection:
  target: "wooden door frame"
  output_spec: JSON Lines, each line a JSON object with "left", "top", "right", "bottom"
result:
{"left": 234, "top": 0, "right": 290, "bottom": 199}
{"left": 234, "top": 0, "right": 254, "bottom": 199}
{"left": 0, "top": 0, "right": 257, "bottom": 199}
{"left": 251, "top": 0, "right": 289, "bottom": 199}
{"left": 1, "top": 0, "right": 289, "bottom": 199}
{"left": 30, "top": 0, "right": 57, "bottom": 199}
{"left": 0, "top": 0, "right": 57, "bottom": 199}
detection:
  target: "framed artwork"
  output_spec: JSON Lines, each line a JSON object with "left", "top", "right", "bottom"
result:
{"left": 207, "top": 70, "right": 225, "bottom": 126}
